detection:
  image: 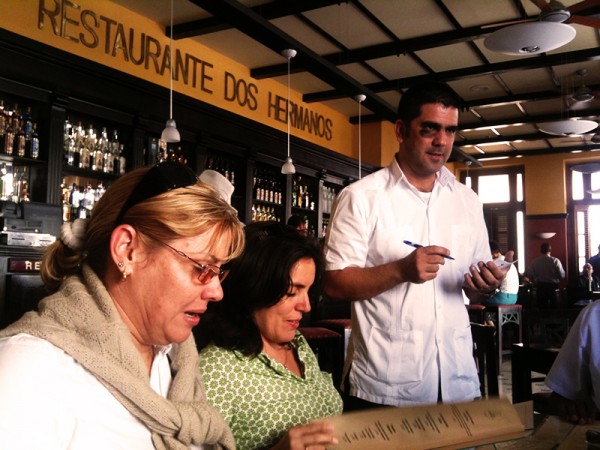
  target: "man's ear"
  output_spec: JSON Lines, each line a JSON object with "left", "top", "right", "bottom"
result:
{"left": 395, "top": 120, "right": 406, "bottom": 143}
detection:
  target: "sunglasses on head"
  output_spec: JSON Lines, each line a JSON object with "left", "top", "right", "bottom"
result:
{"left": 115, "top": 161, "right": 197, "bottom": 225}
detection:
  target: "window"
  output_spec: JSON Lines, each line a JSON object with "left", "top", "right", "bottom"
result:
{"left": 460, "top": 166, "right": 525, "bottom": 273}
{"left": 568, "top": 163, "right": 600, "bottom": 271}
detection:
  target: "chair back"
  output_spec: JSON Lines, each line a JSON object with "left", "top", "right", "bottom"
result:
{"left": 470, "top": 323, "right": 499, "bottom": 397}
{"left": 511, "top": 343, "right": 559, "bottom": 405}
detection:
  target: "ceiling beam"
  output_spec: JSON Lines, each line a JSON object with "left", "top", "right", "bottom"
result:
{"left": 171, "top": 0, "right": 344, "bottom": 39}
{"left": 189, "top": 0, "right": 398, "bottom": 122}
{"left": 304, "top": 47, "right": 600, "bottom": 104}
{"left": 469, "top": 144, "right": 600, "bottom": 160}
{"left": 251, "top": 22, "right": 515, "bottom": 79}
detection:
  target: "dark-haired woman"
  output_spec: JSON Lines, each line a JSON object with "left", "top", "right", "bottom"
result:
{"left": 197, "top": 221, "right": 342, "bottom": 450}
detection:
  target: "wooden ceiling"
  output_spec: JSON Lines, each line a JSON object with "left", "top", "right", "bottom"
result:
{"left": 113, "top": 0, "right": 600, "bottom": 164}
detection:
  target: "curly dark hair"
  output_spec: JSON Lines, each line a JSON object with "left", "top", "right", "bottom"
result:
{"left": 195, "top": 221, "right": 324, "bottom": 356}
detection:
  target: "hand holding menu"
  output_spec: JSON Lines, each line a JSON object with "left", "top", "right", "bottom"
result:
{"left": 325, "top": 398, "right": 525, "bottom": 450}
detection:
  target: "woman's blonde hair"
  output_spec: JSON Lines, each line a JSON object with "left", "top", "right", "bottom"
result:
{"left": 41, "top": 165, "right": 245, "bottom": 292}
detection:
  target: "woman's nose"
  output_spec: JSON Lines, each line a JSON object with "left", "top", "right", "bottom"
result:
{"left": 203, "top": 277, "right": 224, "bottom": 302}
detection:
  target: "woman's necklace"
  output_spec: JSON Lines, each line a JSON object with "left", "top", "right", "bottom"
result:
{"left": 266, "top": 343, "right": 292, "bottom": 369}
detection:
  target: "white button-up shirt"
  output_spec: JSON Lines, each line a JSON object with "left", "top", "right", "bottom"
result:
{"left": 324, "top": 157, "right": 490, "bottom": 406}
{"left": 0, "top": 334, "right": 204, "bottom": 450}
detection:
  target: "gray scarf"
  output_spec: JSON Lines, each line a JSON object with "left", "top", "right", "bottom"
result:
{"left": 0, "top": 264, "right": 235, "bottom": 450}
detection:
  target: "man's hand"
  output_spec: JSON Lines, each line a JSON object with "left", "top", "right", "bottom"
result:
{"left": 550, "top": 391, "right": 597, "bottom": 425}
{"left": 463, "top": 250, "right": 515, "bottom": 295}
{"left": 399, "top": 245, "right": 452, "bottom": 284}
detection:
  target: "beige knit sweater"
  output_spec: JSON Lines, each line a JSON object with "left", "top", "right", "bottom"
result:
{"left": 0, "top": 264, "right": 235, "bottom": 450}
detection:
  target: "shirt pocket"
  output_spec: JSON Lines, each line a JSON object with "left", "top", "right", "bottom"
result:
{"left": 453, "top": 325, "right": 474, "bottom": 377}
{"left": 365, "top": 326, "right": 423, "bottom": 384}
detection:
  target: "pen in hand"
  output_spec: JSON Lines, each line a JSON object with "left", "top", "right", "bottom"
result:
{"left": 403, "top": 240, "right": 455, "bottom": 260}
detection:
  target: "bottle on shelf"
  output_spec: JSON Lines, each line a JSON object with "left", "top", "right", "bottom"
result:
{"left": 0, "top": 100, "right": 5, "bottom": 150}
{"left": 73, "top": 122, "right": 85, "bottom": 169}
{"left": 118, "top": 144, "right": 126, "bottom": 175}
{"left": 107, "top": 129, "right": 119, "bottom": 173}
{"left": 23, "top": 106, "right": 33, "bottom": 145}
{"left": 27, "top": 122, "right": 39, "bottom": 159}
{"left": 61, "top": 178, "right": 71, "bottom": 222}
{"left": 3, "top": 105, "right": 14, "bottom": 155}
{"left": 14, "top": 121, "right": 26, "bottom": 157}
{"left": 93, "top": 127, "right": 108, "bottom": 171}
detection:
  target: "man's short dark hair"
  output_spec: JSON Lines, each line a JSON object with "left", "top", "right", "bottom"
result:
{"left": 541, "top": 243, "right": 551, "bottom": 253}
{"left": 397, "top": 81, "right": 462, "bottom": 126}
{"left": 287, "top": 214, "right": 305, "bottom": 228}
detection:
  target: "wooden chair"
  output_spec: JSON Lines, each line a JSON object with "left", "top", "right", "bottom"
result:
{"left": 311, "top": 318, "right": 352, "bottom": 361}
{"left": 484, "top": 304, "right": 523, "bottom": 371}
{"left": 470, "top": 323, "right": 499, "bottom": 398}
{"left": 511, "top": 343, "right": 560, "bottom": 412}
{"left": 298, "top": 327, "right": 343, "bottom": 388}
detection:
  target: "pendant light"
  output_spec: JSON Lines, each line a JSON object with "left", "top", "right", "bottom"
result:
{"left": 281, "top": 49, "right": 297, "bottom": 175}
{"left": 354, "top": 94, "right": 366, "bottom": 180}
{"left": 161, "top": 0, "right": 180, "bottom": 143}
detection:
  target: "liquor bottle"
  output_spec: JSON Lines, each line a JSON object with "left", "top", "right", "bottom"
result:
{"left": 3, "top": 112, "right": 14, "bottom": 155}
{"left": 28, "top": 123, "right": 39, "bottom": 159}
{"left": 14, "top": 122, "right": 26, "bottom": 157}
{"left": 76, "top": 186, "right": 88, "bottom": 219}
{"left": 292, "top": 177, "right": 298, "bottom": 206}
{"left": 84, "top": 184, "right": 95, "bottom": 215}
{"left": 0, "top": 100, "right": 5, "bottom": 150}
{"left": 63, "top": 118, "right": 72, "bottom": 165}
{"left": 103, "top": 139, "right": 114, "bottom": 174}
{"left": 107, "top": 129, "right": 118, "bottom": 173}
{"left": 118, "top": 145, "right": 126, "bottom": 175}
{"left": 84, "top": 124, "right": 97, "bottom": 170}
{"left": 23, "top": 106, "right": 33, "bottom": 144}
{"left": 61, "top": 178, "right": 71, "bottom": 222}
{"left": 73, "top": 122, "right": 84, "bottom": 168}
{"left": 93, "top": 127, "right": 108, "bottom": 171}
{"left": 304, "top": 187, "right": 310, "bottom": 210}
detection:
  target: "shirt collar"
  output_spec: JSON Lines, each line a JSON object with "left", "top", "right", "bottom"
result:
{"left": 390, "top": 153, "right": 456, "bottom": 191}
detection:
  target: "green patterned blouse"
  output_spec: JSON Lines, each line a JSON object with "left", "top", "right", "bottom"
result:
{"left": 199, "top": 332, "right": 343, "bottom": 450}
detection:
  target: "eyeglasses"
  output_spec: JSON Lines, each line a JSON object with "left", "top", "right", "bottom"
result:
{"left": 115, "top": 161, "right": 197, "bottom": 225}
{"left": 152, "top": 237, "right": 229, "bottom": 284}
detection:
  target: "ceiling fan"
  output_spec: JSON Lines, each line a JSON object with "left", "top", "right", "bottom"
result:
{"left": 487, "top": 0, "right": 600, "bottom": 29}
{"left": 565, "top": 68, "right": 598, "bottom": 110}
{"left": 484, "top": 0, "right": 600, "bottom": 55}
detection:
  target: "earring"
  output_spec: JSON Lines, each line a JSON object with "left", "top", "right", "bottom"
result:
{"left": 117, "top": 262, "right": 127, "bottom": 281}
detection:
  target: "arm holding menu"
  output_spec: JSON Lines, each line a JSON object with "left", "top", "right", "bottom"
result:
{"left": 545, "top": 300, "right": 600, "bottom": 424}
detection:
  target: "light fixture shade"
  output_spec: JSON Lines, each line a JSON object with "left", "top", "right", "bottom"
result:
{"left": 538, "top": 119, "right": 598, "bottom": 136}
{"left": 484, "top": 22, "right": 576, "bottom": 55}
{"left": 281, "top": 157, "right": 296, "bottom": 174}
{"left": 161, "top": 118, "right": 180, "bottom": 143}
{"left": 535, "top": 232, "right": 556, "bottom": 239}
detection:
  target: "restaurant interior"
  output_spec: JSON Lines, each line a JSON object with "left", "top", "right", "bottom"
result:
{"left": 1, "top": 0, "right": 600, "bottom": 444}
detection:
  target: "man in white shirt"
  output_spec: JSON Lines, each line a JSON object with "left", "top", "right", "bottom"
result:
{"left": 323, "top": 81, "right": 510, "bottom": 409}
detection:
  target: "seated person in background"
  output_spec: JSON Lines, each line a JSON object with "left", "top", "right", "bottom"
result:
{"left": 196, "top": 221, "right": 342, "bottom": 450}
{"left": 575, "top": 263, "right": 600, "bottom": 300}
{"left": 545, "top": 299, "right": 600, "bottom": 424}
{"left": 528, "top": 242, "right": 565, "bottom": 307}
{"left": 483, "top": 241, "right": 519, "bottom": 306}
{"left": 287, "top": 213, "right": 308, "bottom": 236}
